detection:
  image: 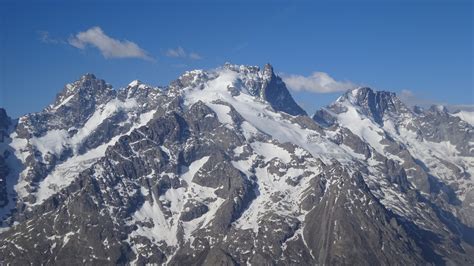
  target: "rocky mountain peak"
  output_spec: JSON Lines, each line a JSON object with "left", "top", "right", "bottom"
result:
{"left": 125, "top": 79, "right": 157, "bottom": 91}
{"left": 259, "top": 68, "right": 306, "bottom": 116}
{"left": 170, "top": 63, "right": 306, "bottom": 116}
{"left": 340, "top": 87, "right": 409, "bottom": 125}
{"left": 222, "top": 62, "right": 260, "bottom": 74}
{"left": 262, "top": 63, "right": 274, "bottom": 79}
{"left": 71, "top": 73, "right": 111, "bottom": 94}
{"left": 80, "top": 73, "right": 97, "bottom": 81}
{"left": 48, "top": 74, "right": 114, "bottom": 112}
{"left": 343, "top": 87, "right": 397, "bottom": 106}
{"left": 223, "top": 62, "right": 306, "bottom": 116}
{"left": 127, "top": 80, "right": 142, "bottom": 88}
{"left": 169, "top": 69, "right": 209, "bottom": 92}
{"left": 428, "top": 104, "right": 449, "bottom": 114}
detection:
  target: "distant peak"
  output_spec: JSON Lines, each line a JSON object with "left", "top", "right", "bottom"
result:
{"left": 126, "top": 80, "right": 158, "bottom": 91}
{"left": 353, "top": 86, "right": 373, "bottom": 94}
{"left": 71, "top": 74, "right": 109, "bottom": 91}
{"left": 341, "top": 87, "right": 398, "bottom": 105}
{"left": 413, "top": 105, "right": 425, "bottom": 114}
{"left": 263, "top": 63, "right": 274, "bottom": 73}
{"left": 80, "top": 73, "right": 97, "bottom": 80}
{"left": 429, "top": 104, "right": 448, "bottom": 113}
{"left": 47, "top": 74, "right": 112, "bottom": 112}
{"left": 222, "top": 62, "right": 260, "bottom": 74}
{"left": 128, "top": 80, "right": 142, "bottom": 87}
{"left": 347, "top": 87, "right": 395, "bottom": 99}
{"left": 338, "top": 87, "right": 409, "bottom": 125}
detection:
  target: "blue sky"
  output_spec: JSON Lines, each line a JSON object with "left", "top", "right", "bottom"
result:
{"left": 0, "top": 0, "right": 472, "bottom": 118}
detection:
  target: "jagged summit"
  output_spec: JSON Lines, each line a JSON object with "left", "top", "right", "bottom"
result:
{"left": 80, "top": 73, "right": 97, "bottom": 80}
{"left": 334, "top": 87, "right": 410, "bottom": 125}
{"left": 172, "top": 63, "right": 306, "bottom": 116}
{"left": 128, "top": 79, "right": 142, "bottom": 87}
{"left": 126, "top": 79, "right": 160, "bottom": 92}
{"left": 428, "top": 104, "right": 449, "bottom": 113}
{"left": 340, "top": 87, "right": 397, "bottom": 102}
{"left": 48, "top": 74, "right": 113, "bottom": 112}
{"left": 259, "top": 63, "right": 306, "bottom": 116}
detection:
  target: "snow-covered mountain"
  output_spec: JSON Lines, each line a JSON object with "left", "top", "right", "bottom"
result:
{"left": 0, "top": 64, "right": 473, "bottom": 265}
{"left": 314, "top": 88, "right": 474, "bottom": 225}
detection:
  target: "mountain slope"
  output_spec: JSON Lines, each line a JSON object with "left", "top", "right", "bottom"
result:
{"left": 1, "top": 75, "right": 166, "bottom": 224}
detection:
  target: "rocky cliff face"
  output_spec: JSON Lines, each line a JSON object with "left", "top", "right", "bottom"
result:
{"left": 0, "top": 64, "right": 473, "bottom": 265}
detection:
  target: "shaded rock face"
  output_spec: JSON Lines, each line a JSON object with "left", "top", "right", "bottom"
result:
{"left": 303, "top": 166, "right": 423, "bottom": 265}
{"left": 341, "top": 87, "right": 412, "bottom": 126}
{"left": 0, "top": 65, "right": 473, "bottom": 265}
{"left": 0, "top": 109, "right": 11, "bottom": 208}
{"left": 0, "top": 155, "right": 8, "bottom": 208}
{"left": 259, "top": 64, "right": 307, "bottom": 116}
{"left": 0, "top": 109, "right": 9, "bottom": 131}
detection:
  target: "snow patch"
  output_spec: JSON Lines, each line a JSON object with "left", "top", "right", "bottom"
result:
{"left": 250, "top": 142, "right": 292, "bottom": 164}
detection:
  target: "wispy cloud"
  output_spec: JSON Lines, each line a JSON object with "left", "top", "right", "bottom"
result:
{"left": 165, "top": 46, "right": 202, "bottom": 60}
{"left": 189, "top": 52, "right": 202, "bottom": 60}
{"left": 399, "top": 89, "right": 474, "bottom": 112}
{"left": 68, "top": 26, "right": 154, "bottom": 61}
{"left": 166, "top": 46, "right": 186, "bottom": 58}
{"left": 37, "top": 31, "right": 65, "bottom": 44}
{"left": 282, "top": 72, "right": 357, "bottom": 93}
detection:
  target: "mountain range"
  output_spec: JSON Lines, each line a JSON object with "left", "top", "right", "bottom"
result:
{"left": 0, "top": 63, "right": 473, "bottom": 265}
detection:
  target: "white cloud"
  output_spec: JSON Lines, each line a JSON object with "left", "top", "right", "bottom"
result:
{"left": 68, "top": 26, "right": 154, "bottom": 61}
{"left": 165, "top": 46, "right": 202, "bottom": 60}
{"left": 282, "top": 72, "right": 357, "bottom": 93}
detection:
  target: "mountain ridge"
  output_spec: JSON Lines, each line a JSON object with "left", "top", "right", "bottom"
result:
{"left": 0, "top": 63, "right": 473, "bottom": 265}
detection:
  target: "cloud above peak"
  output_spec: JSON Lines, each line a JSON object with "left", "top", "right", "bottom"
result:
{"left": 282, "top": 72, "right": 357, "bottom": 93}
{"left": 68, "top": 26, "right": 154, "bottom": 61}
{"left": 165, "top": 46, "right": 202, "bottom": 60}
